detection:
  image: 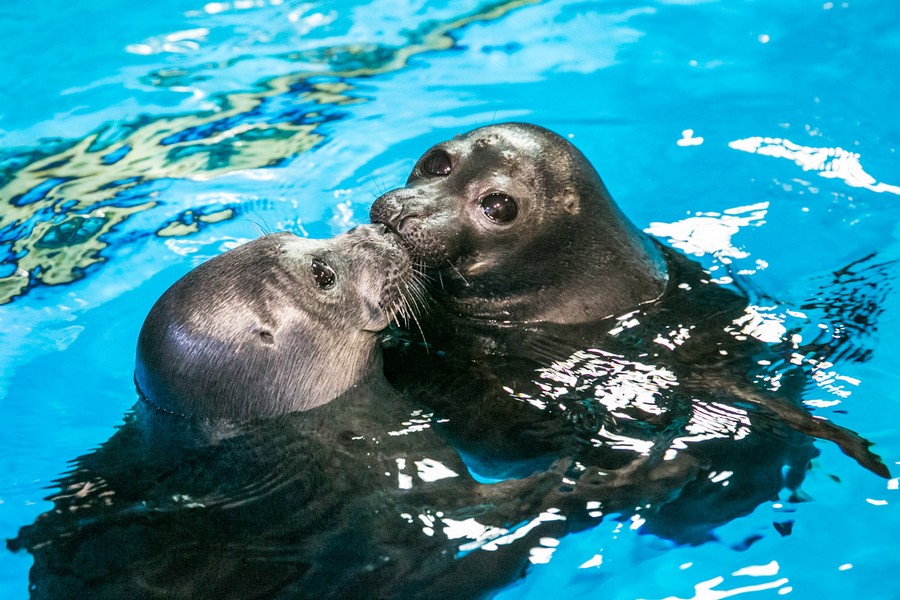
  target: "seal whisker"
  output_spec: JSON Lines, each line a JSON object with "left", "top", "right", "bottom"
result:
{"left": 410, "top": 269, "right": 431, "bottom": 313}
{"left": 413, "top": 260, "right": 436, "bottom": 283}
{"left": 399, "top": 284, "right": 417, "bottom": 323}
{"left": 400, "top": 280, "right": 429, "bottom": 347}
{"left": 245, "top": 212, "right": 273, "bottom": 237}
{"left": 446, "top": 259, "right": 469, "bottom": 286}
{"left": 386, "top": 269, "right": 430, "bottom": 347}
{"left": 369, "top": 176, "right": 386, "bottom": 197}
{"left": 392, "top": 299, "right": 406, "bottom": 324}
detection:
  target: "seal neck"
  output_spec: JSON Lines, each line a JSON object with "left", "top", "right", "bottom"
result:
{"left": 433, "top": 222, "right": 668, "bottom": 326}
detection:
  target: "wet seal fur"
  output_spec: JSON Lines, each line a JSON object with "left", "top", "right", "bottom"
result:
{"left": 370, "top": 122, "right": 888, "bottom": 486}
{"left": 135, "top": 224, "right": 417, "bottom": 421}
{"left": 10, "top": 224, "right": 705, "bottom": 599}
{"left": 371, "top": 122, "right": 668, "bottom": 323}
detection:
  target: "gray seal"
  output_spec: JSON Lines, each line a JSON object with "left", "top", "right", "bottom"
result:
{"left": 135, "top": 224, "right": 417, "bottom": 421}
{"left": 12, "top": 211, "right": 707, "bottom": 597}
{"left": 370, "top": 122, "right": 889, "bottom": 479}
{"left": 370, "top": 121, "right": 668, "bottom": 323}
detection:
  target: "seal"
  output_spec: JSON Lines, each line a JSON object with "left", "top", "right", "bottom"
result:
{"left": 13, "top": 220, "right": 710, "bottom": 599}
{"left": 135, "top": 224, "right": 418, "bottom": 421}
{"left": 10, "top": 215, "right": 710, "bottom": 598}
{"left": 369, "top": 122, "right": 889, "bottom": 482}
{"left": 369, "top": 121, "right": 669, "bottom": 324}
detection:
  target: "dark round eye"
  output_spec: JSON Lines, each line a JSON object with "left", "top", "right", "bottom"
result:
{"left": 310, "top": 259, "right": 336, "bottom": 290}
{"left": 421, "top": 149, "right": 452, "bottom": 176}
{"left": 480, "top": 193, "right": 518, "bottom": 223}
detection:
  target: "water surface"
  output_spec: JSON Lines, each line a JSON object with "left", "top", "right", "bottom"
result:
{"left": 2, "top": 1, "right": 899, "bottom": 598}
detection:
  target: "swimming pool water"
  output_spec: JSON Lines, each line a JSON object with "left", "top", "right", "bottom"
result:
{"left": 2, "top": 0, "right": 899, "bottom": 597}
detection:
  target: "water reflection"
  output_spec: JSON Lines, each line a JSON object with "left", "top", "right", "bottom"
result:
{"left": 9, "top": 388, "right": 588, "bottom": 598}
{"left": 729, "top": 136, "right": 900, "bottom": 195}
{"left": 646, "top": 201, "right": 770, "bottom": 285}
{"left": 0, "top": 0, "right": 538, "bottom": 305}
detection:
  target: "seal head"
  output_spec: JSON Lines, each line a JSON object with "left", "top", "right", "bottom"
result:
{"left": 370, "top": 122, "right": 668, "bottom": 324}
{"left": 135, "top": 225, "right": 413, "bottom": 421}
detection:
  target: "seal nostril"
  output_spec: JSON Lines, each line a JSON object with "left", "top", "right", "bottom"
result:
{"left": 250, "top": 324, "right": 275, "bottom": 345}
{"left": 370, "top": 192, "right": 421, "bottom": 234}
{"left": 372, "top": 203, "right": 412, "bottom": 235}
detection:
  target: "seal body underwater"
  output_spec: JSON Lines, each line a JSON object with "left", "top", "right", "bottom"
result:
{"left": 369, "top": 122, "right": 888, "bottom": 524}
{"left": 10, "top": 223, "right": 703, "bottom": 599}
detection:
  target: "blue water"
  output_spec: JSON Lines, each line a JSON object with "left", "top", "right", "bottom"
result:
{"left": 2, "top": 0, "right": 899, "bottom": 597}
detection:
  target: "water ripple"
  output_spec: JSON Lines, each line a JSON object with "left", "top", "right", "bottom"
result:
{"left": 0, "top": 0, "right": 540, "bottom": 305}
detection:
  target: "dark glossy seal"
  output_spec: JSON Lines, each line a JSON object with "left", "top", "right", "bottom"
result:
{"left": 370, "top": 121, "right": 668, "bottom": 324}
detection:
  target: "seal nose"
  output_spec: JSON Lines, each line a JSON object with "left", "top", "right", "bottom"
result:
{"left": 370, "top": 190, "right": 412, "bottom": 234}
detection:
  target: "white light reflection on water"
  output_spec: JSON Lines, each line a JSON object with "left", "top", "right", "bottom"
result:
{"left": 443, "top": 517, "right": 507, "bottom": 544}
{"left": 388, "top": 409, "right": 434, "bottom": 436}
{"left": 727, "top": 305, "right": 787, "bottom": 344}
{"left": 579, "top": 553, "right": 604, "bottom": 569}
{"left": 416, "top": 509, "right": 571, "bottom": 558}
{"left": 126, "top": 28, "right": 211, "bottom": 55}
{"left": 729, "top": 137, "right": 900, "bottom": 195}
{"left": 512, "top": 348, "right": 758, "bottom": 454}
{"left": 163, "top": 234, "right": 252, "bottom": 260}
{"left": 648, "top": 201, "right": 865, "bottom": 411}
{"left": 460, "top": 510, "right": 566, "bottom": 553}
{"left": 414, "top": 458, "right": 458, "bottom": 482}
{"left": 790, "top": 353, "right": 859, "bottom": 401}
{"left": 646, "top": 202, "right": 768, "bottom": 264}
{"left": 677, "top": 129, "right": 704, "bottom": 147}
{"left": 535, "top": 349, "right": 678, "bottom": 419}
{"left": 732, "top": 561, "right": 779, "bottom": 577}
{"left": 528, "top": 537, "right": 560, "bottom": 565}
{"left": 670, "top": 400, "right": 752, "bottom": 449}
{"left": 662, "top": 573, "right": 791, "bottom": 600}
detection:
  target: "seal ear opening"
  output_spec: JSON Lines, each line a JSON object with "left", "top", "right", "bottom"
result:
{"left": 360, "top": 294, "right": 389, "bottom": 332}
{"left": 250, "top": 323, "right": 275, "bottom": 345}
{"left": 561, "top": 193, "right": 580, "bottom": 215}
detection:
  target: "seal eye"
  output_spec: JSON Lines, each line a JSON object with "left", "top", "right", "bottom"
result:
{"left": 480, "top": 193, "right": 518, "bottom": 224}
{"left": 421, "top": 149, "right": 452, "bottom": 176}
{"left": 310, "top": 259, "right": 336, "bottom": 290}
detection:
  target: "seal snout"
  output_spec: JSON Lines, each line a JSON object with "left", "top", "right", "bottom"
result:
{"left": 369, "top": 189, "right": 425, "bottom": 236}
{"left": 369, "top": 193, "right": 403, "bottom": 234}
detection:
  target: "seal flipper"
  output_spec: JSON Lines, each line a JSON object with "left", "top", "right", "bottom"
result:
{"left": 693, "top": 373, "right": 890, "bottom": 478}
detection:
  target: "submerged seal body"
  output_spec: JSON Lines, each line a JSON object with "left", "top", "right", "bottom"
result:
{"left": 14, "top": 220, "right": 704, "bottom": 598}
{"left": 135, "top": 224, "right": 416, "bottom": 421}
{"left": 369, "top": 122, "right": 887, "bottom": 489}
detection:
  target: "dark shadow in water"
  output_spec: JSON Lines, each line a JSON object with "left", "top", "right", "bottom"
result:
{"left": 8, "top": 374, "right": 702, "bottom": 599}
